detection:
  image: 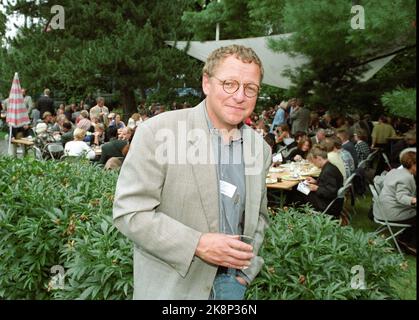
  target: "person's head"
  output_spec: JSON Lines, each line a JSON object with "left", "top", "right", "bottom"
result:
{"left": 56, "top": 114, "right": 67, "bottom": 126}
{"left": 95, "top": 123, "right": 105, "bottom": 134}
{"left": 42, "top": 111, "right": 53, "bottom": 123}
{"left": 21, "top": 88, "right": 26, "bottom": 96}
{"left": 293, "top": 131, "right": 307, "bottom": 143}
{"left": 264, "top": 133, "right": 276, "bottom": 150}
{"left": 73, "top": 128, "right": 86, "bottom": 141}
{"left": 114, "top": 114, "right": 122, "bottom": 123}
{"left": 108, "top": 112, "right": 115, "bottom": 121}
{"left": 131, "top": 113, "right": 141, "bottom": 122}
{"left": 316, "top": 128, "right": 326, "bottom": 142}
{"left": 277, "top": 123, "right": 290, "bottom": 135}
{"left": 404, "top": 130, "right": 416, "bottom": 146}
{"left": 298, "top": 137, "right": 312, "bottom": 152}
{"left": 353, "top": 129, "right": 367, "bottom": 142}
{"left": 90, "top": 116, "right": 99, "bottom": 124}
{"left": 308, "top": 145, "right": 329, "bottom": 168}
{"left": 336, "top": 128, "right": 349, "bottom": 143}
{"left": 119, "top": 127, "right": 133, "bottom": 141}
{"left": 322, "top": 136, "right": 341, "bottom": 152}
{"left": 79, "top": 110, "right": 89, "bottom": 119}
{"left": 96, "top": 97, "right": 105, "bottom": 107}
{"left": 400, "top": 151, "right": 416, "bottom": 176}
{"left": 35, "top": 122, "right": 48, "bottom": 135}
{"left": 62, "top": 121, "right": 72, "bottom": 132}
{"left": 202, "top": 44, "right": 263, "bottom": 131}
{"left": 43, "top": 88, "right": 50, "bottom": 96}
{"left": 295, "top": 98, "right": 304, "bottom": 108}
{"left": 378, "top": 115, "right": 388, "bottom": 123}
{"left": 279, "top": 100, "right": 288, "bottom": 110}
{"left": 77, "top": 118, "right": 92, "bottom": 131}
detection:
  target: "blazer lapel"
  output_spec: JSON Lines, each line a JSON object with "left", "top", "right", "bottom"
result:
{"left": 188, "top": 102, "right": 219, "bottom": 233}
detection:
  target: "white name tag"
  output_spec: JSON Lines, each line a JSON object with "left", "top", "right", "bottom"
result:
{"left": 297, "top": 181, "right": 311, "bottom": 195}
{"left": 220, "top": 180, "right": 237, "bottom": 198}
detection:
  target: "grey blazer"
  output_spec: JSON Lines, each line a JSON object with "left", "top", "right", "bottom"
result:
{"left": 113, "top": 100, "right": 272, "bottom": 299}
{"left": 290, "top": 107, "right": 311, "bottom": 134}
{"left": 374, "top": 168, "right": 416, "bottom": 221}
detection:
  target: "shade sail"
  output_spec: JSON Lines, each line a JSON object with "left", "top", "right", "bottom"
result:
{"left": 166, "top": 34, "right": 396, "bottom": 89}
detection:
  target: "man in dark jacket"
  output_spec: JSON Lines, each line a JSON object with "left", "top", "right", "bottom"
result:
{"left": 37, "top": 88, "right": 55, "bottom": 116}
{"left": 290, "top": 145, "right": 344, "bottom": 217}
{"left": 337, "top": 128, "right": 358, "bottom": 168}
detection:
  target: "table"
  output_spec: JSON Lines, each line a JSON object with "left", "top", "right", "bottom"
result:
{"left": 266, "top": 163, "right": 321, "bottom": 190}
{"left": 10, "top": 137, "right": 35, "bottom": 157}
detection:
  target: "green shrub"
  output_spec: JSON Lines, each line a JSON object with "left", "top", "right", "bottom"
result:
{"left": 0, "top": 157, "right": 408, "bottom": 300}
{"left": 0, "top": 157, "right": 132, "bottom": 299}
{"left": 246, "top": 205, "right": 407, "bottom": 300}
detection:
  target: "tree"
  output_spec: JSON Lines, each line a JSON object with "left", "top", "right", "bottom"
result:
{"left": 2, "top": 0, "right": 202, "bottom": 116}
{"left": 268, "top": 0, "right": 416, "bottom": 113}
{"left": 381, "top": 87, "right": 416, "bottom": 120}
{"left": 182, "top": 0, "right": 416, "bottom": 115}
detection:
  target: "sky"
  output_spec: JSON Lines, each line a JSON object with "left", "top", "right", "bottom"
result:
{"left": 1, "top": 1, "right": 25, "bottom": 39}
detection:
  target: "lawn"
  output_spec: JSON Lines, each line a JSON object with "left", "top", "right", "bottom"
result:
{"left": 350, "top": 194, "right": 416, "bottom": 300}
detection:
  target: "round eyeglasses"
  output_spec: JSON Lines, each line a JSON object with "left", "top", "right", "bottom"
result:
{"left": 212, "top": 76, "right": 260, "bottom": 98}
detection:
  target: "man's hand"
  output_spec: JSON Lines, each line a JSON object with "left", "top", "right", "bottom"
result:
{"left": 195, "top": 233, "right": 253, "bottom": 270}
{"left": 305, "top": 176, "right": 316, "bottom": 184}
{"left": 235, "top": 276, "right": 248, "bottom": 286}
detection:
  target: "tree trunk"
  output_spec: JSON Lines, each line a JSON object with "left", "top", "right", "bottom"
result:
{"left": 120, "top": 87, "right": 137, "bottom": 122}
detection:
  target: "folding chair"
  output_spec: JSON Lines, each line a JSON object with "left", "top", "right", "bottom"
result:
{"left": 46, "top": 143, "right": 64, "bottom": 160}
{"left": 381, "top": 152, "right": 392, "bottom": 171}
{"left": 357, "top": 149, "right": 379, "bottom": 169}
{"left": 321, "top": 182, "right": 353, "bottom": 224}
{"left": 369, "top": 184, "right": 411, "bottom": 257}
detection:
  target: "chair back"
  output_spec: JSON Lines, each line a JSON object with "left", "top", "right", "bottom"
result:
{"left": 47, "top": 143, "right": 64, "bottom": 160}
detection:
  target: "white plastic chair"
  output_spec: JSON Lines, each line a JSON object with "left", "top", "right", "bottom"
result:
{"left": 381, "top": 152, "right": 392, "bottom": 171}
{"left": 357, "top": 149, "right": 379, "bottom": 169}
{"left": 369, "top": 184, "right": 411, "bottom": 257}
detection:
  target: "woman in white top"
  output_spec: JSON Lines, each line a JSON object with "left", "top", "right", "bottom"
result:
{"left": 64, "top": 128, "right": 95, "bottom": 160}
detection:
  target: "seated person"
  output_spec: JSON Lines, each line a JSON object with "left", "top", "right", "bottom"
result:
{"left": 289, "top": 145, "right": 344, "bottom": 217}
{"left": 321, "top": 136, "right": 347, "bottom": 181}
{"left": 92, "top": 123, "right": 106, "bottom": 146}
{"left": 284, "top": 137, "right": 312, "bottom": 162}
{"left": 99, "top": 127, "right": 133, "bottom": 165}
{"left": 374, "top": 151, "right": 416, "bottom": 250}
{"left": 64, "top": 128, "right": 95, "bottom": 160}
{"left": 353, "top": 129, "right": 370, "bottom": 162}
{"left": 275, "top": 124, "right": 293, "bottom": 146}
{"left": 109, "top": 113, "right": 126, "bottom": 130}
{"left": 60, "top": 121, "right": 75, "bottom": 147}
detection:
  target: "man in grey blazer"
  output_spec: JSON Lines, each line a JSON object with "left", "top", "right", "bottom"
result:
{"left": 113, "top": 45, "right": 271, "bottom": 299}
{"left": 289, "top": 99, "right": 310, "bottom": 135}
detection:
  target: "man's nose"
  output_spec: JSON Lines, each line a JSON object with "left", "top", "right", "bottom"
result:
{"left": 232, "top": 85, "right": 246, "bottom": 102}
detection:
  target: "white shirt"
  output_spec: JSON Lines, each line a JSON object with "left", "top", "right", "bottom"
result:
{"left": 64, "top": 140, "right": 95, "bottom": 159}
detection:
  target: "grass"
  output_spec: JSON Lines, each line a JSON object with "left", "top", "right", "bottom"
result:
{"left": 349, "top": 193, "right": 417, "bottom": 300}
{"left": 0, "top": 131, "right": 6, "bottom": 140}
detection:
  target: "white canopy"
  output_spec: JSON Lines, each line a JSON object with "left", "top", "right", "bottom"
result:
{"left": 166, "top": 34, "right": 396, "bottom": 89}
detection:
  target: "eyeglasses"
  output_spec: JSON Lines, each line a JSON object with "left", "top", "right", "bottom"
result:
{"left": 212, "top": 76, "right": 260, "bottom": 98}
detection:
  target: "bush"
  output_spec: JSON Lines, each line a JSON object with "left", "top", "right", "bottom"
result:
{"left": 246, "top": 205, "right": 407, "bottom": 300}
{"left": 0, "top": 157, "right": 133, "bottom": 299}
{"left": 0, "top": 157, "right": 408, "bottom": 300}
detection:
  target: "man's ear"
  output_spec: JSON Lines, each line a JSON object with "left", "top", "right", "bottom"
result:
{"left": 202, "top": 74, "right": 210, "bottom": 96}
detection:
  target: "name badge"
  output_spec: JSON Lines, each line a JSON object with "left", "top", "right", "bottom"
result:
{"left": 220, "top": 180, "right": 237, "bottom": 199}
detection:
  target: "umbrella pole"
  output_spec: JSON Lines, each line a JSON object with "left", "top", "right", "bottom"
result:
{"left": 8, "top": 125, "right": 12, "bottom": 156}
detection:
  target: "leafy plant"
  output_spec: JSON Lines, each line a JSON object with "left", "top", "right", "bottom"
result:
{"left": 246, "top": 205, "right": 406, "bottom": 300}
{"left": 0, "top": 157, "right": 132, "bottom": 299}
{"left": 381, "top": 87, "right": 416, "bottom": 120}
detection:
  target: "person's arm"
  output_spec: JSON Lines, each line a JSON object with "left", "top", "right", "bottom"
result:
{"left": 394, "top": 178, "right": 416, "bottom": 207}
{"left": 113, "top": 124, "right": 203, "bottom": 278}
{"left": 316, "top": 168, "right": 340, "bottom": 200}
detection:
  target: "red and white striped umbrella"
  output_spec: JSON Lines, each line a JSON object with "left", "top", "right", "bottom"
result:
{"left": 6, "top": 72, "right": 30, "bottom": 128}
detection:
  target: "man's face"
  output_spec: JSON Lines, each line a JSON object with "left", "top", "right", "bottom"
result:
{"left": 98, "top": 100, "right": 104, "bottom": 107}
{"left": 202, "top": 55, "right": 260, "bottom": 131}
{"left": 21, "top": 89, "right": 26, "bottom": 96}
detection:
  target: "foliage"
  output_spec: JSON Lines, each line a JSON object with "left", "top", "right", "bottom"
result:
{"left": 246, "top": 205, "right": 406, "bottom": 300}
{"left": 0, "top": 157, "right": 412, "bottom": 300}
{"left": 268, "top": 0, "right": 416, "bottom": 112}
{"left": 0, "top": 157, "right": 132, "bottom": 299}
{"left": 381, "top": 87, "right": 416, "bottom": 120}
{"left": 1, "top": 0, "right": 202, "bottom": 115}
